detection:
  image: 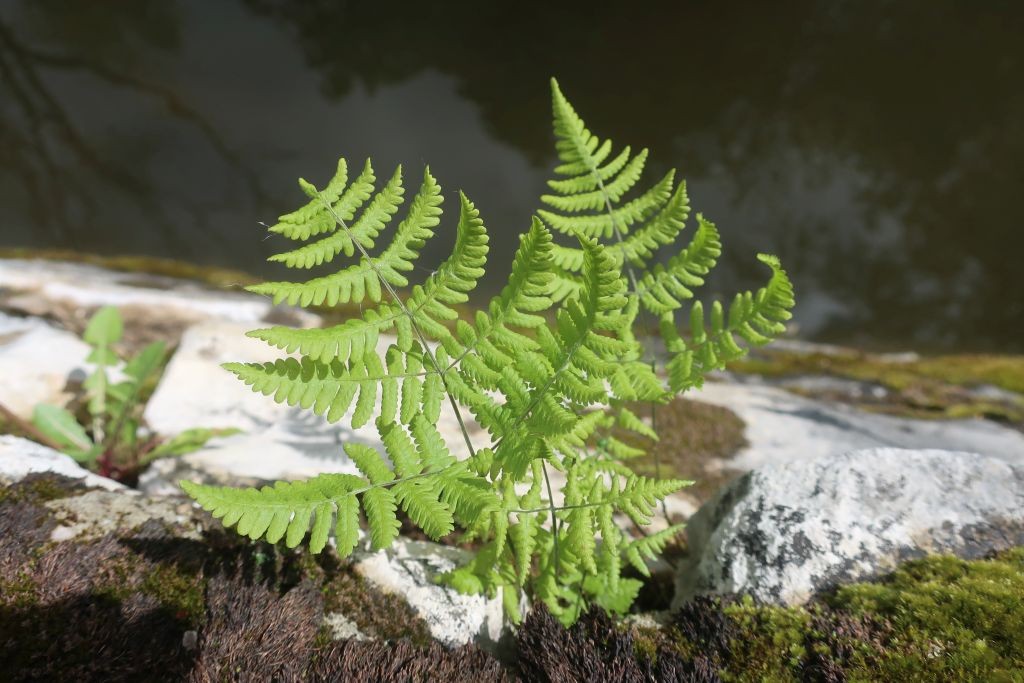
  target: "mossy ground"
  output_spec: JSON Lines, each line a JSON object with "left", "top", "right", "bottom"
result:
{"left": 3, "top": 474, "right": 1023, "bottom": 680}
{"left": 652, "top": 549, "right": 1024, "bottom": 682}
{"left": 0, "top": 473, "right": 480, "bottom": 680}
{"left": 731, "top": 348, "right": 1024, "bottom": 426}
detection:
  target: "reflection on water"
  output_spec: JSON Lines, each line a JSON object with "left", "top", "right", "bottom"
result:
{"left": 1, "top": 0, "right": 1021, "bottom": 351}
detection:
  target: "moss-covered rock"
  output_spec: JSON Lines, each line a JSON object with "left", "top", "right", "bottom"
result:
{"left": 731, "top": 348, "right": 1024, "bottom": 427}
{"left": 514, "top": 550, "right": 1024, "bottom": 681}
{"left": 664, "top": 550, "right": 1024, "bottom": 681}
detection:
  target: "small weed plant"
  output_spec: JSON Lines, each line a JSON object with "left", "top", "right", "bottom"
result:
{"left": 30, "top": 306, "right": 234, "bottom": 480}
{"left": 183, "top": 81, "right": 795, "bottom": 625}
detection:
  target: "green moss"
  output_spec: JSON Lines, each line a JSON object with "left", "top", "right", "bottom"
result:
{"left": 731, "top": 349, "right": 1024, "bottom": 425}
{"left": 668, "top": 550, "right": 1024, "bottom": 681}
{"left": 0, "top": 573, "right": 39, "bottom": 609}
{"left": 631, "top": 624, "right": 662, "bottom": 663}
{"left": 139, "top": 564, "right": 206, "bottom": 627}
{"left": 720, "top": 597, "right": 810, "bottom": 682}
{"left": 0, "top": 474, "right": 86, "bottom": 505}
{"left": 733, "top": 349, "right": 1024, "bottom": 394}
{"left": 909, "top": 355, "right": 1024, "bottom": 394}
{"left": 316, "top": 556, "right": 433, "bottom": 646}
{"left": 830, "top": 549, "right": 1024, "bottom": 679}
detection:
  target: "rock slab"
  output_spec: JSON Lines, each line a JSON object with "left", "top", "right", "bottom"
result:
{"left": 0, "top": 435, "right": 123, "bottom": 491}
{"left": 353, "top": 538, "right": 505, "bottom": 650}
{"left": 0, "top": 313, "right": 90, "bottom": 418}
{"left": 674, "top": 447, "right": 1024, "bottom": 607}
{"left": 139, "top": 320, "right": 484, "bottom": 495}
{"left": 691, "top": 381, "right": 1024, "bottom": 469}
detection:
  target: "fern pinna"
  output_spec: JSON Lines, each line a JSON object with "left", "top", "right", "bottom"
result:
{"left": 181, "top": 81, "right": 795, "bottom": 627}
{"left": 541, "top": 79, "right": 795, "bottom": 469}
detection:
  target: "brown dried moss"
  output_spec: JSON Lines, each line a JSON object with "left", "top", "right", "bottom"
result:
{"left": 516, "top": 604, "right": 710, "bottom": 682}
{"left": 0, "top": 474, "right": 500, "bottom": 679}
{"left": 617, "top": 397, "right": 748, "bottom": 502}
{"left": 307, "top": 639, "right": 511, "bottom": 682}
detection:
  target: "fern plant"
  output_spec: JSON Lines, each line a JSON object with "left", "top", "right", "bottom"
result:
{"left": 182, "top": 80, "right": 794, "bottom": 626}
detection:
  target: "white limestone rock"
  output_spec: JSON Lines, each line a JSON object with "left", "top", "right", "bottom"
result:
{"left": 0, "top": 313, "right": 90, "bottom": 418}
{"left": 138, "top": 320, "right": 484, "bottom": 495}
{"left": 352, "top": 537, "right": 505, "bottom": 650}
{"left": 689, "top": 381, "right": 1024, "bottom": 470}
{"left": 674, "top": 447, "right": 1024, "bottom": 607}
{"left": 0, "top": 435, "right": 123, "bottom": 491}
{"left": 0, "top": 258, "right": 317, "bottom": 326}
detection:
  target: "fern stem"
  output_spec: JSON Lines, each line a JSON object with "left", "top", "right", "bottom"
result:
{"left": 313, "top": 188, "right": 478, "bottom": 461}
{"left": 541, "top": 460, "right": 561, "bottom": 575}
{"left": 576, "top": 138, "right": 674, "bottom": 530}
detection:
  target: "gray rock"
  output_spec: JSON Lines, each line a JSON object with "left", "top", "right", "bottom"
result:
{"left": 0, "top": 435, "right": 123, "bottom": 491}
{"left": 322, "top": 612, "right": 368, "bottom": 641}
{"left": 46, "top": 489, "right": 200, "bottom": 543}
{"left": 353, "top": 537, "right": 505, "bottom": 650}
{"left": 674, "top": 447, "right": 1024, "bottom": 607}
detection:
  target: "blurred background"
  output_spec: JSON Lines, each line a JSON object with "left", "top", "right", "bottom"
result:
{"left": 1, "top": 0, "right": 1021, "bottom": 352}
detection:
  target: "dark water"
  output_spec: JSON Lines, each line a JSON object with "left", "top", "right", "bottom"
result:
{"left": 1, "top": 1, "right": 1022, "bottom": 352}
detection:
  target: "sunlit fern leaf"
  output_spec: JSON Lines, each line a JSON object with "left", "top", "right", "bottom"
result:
{"left": 269, "top": 158, "right": 375, "bottom": 242}
{"left": 222, "top": 347, "right": 424, "bottom": 428}
{"left": 622, "top": 524, "right": 685, "bottom": 577}
{"left": 509, "top": 466, "right": 544, "bottom": 585}
{"left": 563, "top": 463, "right": 597, "bottom": 574}
{"left": 246, "top": 306, "right": 403, "bottom": 365}
{"left": 180, "top": 475, "right": 366, "bottom": 554}
{"left": 344, "top": 442, "right": 394, "bottom": 485}
{"left": 542, "top": 79, "right": 682, "bottom": 245}
{"left": 609, "top": 475, "right": 692, "bottom": 527}
{"left": 270, "top": 163, "right": 401, "bottom": 268}
{"left": 662, "top": 253, "right": 795, "bottom": 391}
{"left": 549, "top": 180, "right": 691, "bottom": 276}
{"left": 248, "top": 167, "right": 440, "bottom": 306}
{"left": 244, "top": 190, "right": 487, "bottom": 367}
{"left": 636, "top": 214, "right": 722, "bottom": 314}
{"left": 394, "top": 478, "right": 454, "bottom": 540}
{"left": 539, "top": 172, "right": 674, "bottom": 240}
{"left": 362, "top": 486, "right": 401, "bottom": 549}
{"left": 616, "top": 404, "right": 658, "bottom": 441}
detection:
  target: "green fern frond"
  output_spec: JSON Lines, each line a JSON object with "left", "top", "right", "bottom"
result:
{"left": 539, "top": 171, "right": 674, "bottom": 240}
{"left": 622, "top": 524, "right": 685, "bottom": 577}
{"left": 180, "top": 474, "right": 365, "bottom": 554}
{"left": 269, "top": 158, "right": 376, "bottom": 242}
{"left": 635, "top": 214, "right": 722, "bottom": 314}
{"left": 223, "top": 346, "right": 426, "bottom": 428}
{"left": 246, "top": 191, "right": 487, "bottom": 365}
{"left": 662, "top": 253, "right": 795, "bottom": 391}
{"left": 609, "top": 474, "right": 691, "bottom": 527}
{"left": 269, "top": 162, "right": 399, "bottom": 267}
{"left": 248, "top": 167, "right": 440, "bottom": 306}
{"left": 185, "top": 78, "right": 795, "bottom": 629}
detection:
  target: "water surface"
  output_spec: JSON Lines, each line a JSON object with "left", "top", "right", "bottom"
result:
{"left": 1, "top": 1, "right": 1021, "bottom": 351}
